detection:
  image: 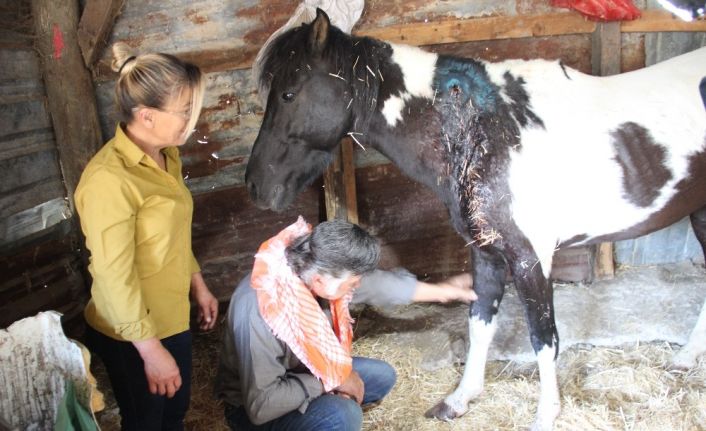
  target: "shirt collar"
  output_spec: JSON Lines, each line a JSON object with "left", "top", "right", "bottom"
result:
{"left": 114, "top": 124, "right": 147, "bottom": 168}
{"left": 113, "top": 124, "right": 180, "bottom": 168}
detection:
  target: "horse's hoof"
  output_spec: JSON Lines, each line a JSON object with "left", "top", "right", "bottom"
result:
{"left": 670, "top": 351, "right": 697, "bottom": 371}
{"left": 424, "top": 400, "right": 461, "bottom": 422}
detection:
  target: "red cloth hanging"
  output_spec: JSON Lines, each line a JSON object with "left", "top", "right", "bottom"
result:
{"left": 551, "top": 0, "right": 641, "bottom": 21}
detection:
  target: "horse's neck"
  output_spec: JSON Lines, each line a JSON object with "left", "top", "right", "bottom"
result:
{"left": 366, "top": 108, "right": 472, "bottom": 240}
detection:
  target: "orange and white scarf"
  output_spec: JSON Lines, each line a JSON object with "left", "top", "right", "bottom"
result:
{"left": 251, "top": 217, "right": 354, "bottom": 392}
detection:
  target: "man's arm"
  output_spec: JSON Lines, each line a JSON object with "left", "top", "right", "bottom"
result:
{"left": 352, "top": 269, "right": 417, "bottom": 307}
{"left": 353, "top": 269, "right": 475, "bottom": 307}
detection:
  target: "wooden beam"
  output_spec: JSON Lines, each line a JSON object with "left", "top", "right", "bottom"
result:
{"left": 77, "top": 0, "right": 125, "bottom": 67}
{"left": 357, "top": 12, "right": 597, "bottom": 46}
{"left": 93, "top": 10, "right": 706, "bottom": 80}
{"left": 341, "top": 139, "right": 359, "bottom": 225}
{"left": 590, "top": 21, "right": 621, "bottom": 279}
{"left": 31, "top": 0, "right": 103, "bottom": 210}
{"left": 323, "top": 138, "right": 359, "bottom": 223}
{"left": 595, "top": 242, "right": 615, "bottom": 279}
{"left": 592, "top": 22, "right": 621, "bottom": 76}
{"left": 621, "top": 9, "right": 706, "bottom": 32}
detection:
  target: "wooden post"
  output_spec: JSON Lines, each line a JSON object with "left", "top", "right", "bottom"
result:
{"left": 323, "top": 138, "right": 359, "bottom": 224}
{"left": 596, "top": 242, "right": 615, "bottom": 279}
{"left": 77, "top": 0, "right": 125, "bottom": 68}
{"left": 31, "top": 0, "right": 103, "bottom": 211}
{"left": 591, "top": 21, "right": 620, "bottom": 279}
{"left": 592, "top": 22, "right": 621, "bottom": 77}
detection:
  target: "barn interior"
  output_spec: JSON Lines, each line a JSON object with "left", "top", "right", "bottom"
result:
{"left": 1, "top": 1, "right": 705, "bottom": 430}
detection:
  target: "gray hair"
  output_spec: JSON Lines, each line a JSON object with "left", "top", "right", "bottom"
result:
{"left": 286, "top": 220, "right": 380, "bottom": 281}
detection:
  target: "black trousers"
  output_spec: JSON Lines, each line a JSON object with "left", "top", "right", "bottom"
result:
{"left": 85, "top": 325, "right": 192, "bottom": 431}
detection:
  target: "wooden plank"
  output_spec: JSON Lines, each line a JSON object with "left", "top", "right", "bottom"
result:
{"left": 341, "top": 139, "right": 359, "bottom": 225}
{"left": 622, "top": 9, "right": 706, "bottom": 32}
{"left": 591, "top": 22, "right": 621, "bottom": 278}
{"left": 0, "top": 230, "right": 86, "bottom": 328}
{"left": 552, "top": 246, "right": 594, "bottom": 282}
{"left": 596, "top": 242, "right": 615, "bottom": 279}
{"left": 92, "top": 9, "right": 706, "bottom": 80}
{"left": 0, "top": 179, "right": 65, "bottom": 220}
{"left": 358, "top": 12, "right": 597, "bottom": 46}
{"left": 77, "top": 0, "right": 125, "bottom": 67}
{"left": 0, "top": 129, "right": 55, "bottom": 162}
{"left": 30, "top": 0, "right": 103, "bottom": 210}
{"left": 323, "top": 149, "right": 343, "bottom": 221}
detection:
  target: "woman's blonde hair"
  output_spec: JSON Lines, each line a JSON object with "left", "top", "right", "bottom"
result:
{"left": 111, "top": 42, "right": 205, "bottom": 137}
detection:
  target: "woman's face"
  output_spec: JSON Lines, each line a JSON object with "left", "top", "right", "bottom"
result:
{"left": 151, "top": 86, "right": 193, "bottom": 146}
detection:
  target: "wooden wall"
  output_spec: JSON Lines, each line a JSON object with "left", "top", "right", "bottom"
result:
{"left": 0, "top": 1, "right": 87, "bottom": 328}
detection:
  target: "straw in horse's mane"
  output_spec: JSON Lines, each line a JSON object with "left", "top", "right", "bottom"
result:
{"left": 258, "top": 21, "right": 388, "bottom": 132}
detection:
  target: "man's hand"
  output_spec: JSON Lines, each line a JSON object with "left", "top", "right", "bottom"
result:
{"left": 332, "top": 370, "right": 364, "bottom": 404}
{"left": 133, "top": 338, "right": 181, "bottom": 398}
{"left": 413, "top": 273, "right": 477, "bottom": 303}
{"left": 190, "top": 271, "right": 218, "bottom": 330}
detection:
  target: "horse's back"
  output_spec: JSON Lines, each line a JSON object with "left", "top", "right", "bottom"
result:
{"left": 502, "top": 47, "right": 706, "bottom": 264}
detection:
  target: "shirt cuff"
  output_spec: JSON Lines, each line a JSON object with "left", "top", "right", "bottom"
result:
{"left": 289, "top": 373, "right": 325, "bottom": 414}
{"left": 114, "top": 314, "right": 157, "bottom": 341}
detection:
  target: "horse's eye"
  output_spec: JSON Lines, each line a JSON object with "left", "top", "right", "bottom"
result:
{"left": 282, "top": 92, "right": 296, "bottom": 102}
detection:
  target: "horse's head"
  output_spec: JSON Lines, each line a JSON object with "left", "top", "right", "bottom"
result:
{"left": 245, "top": 9, "right": 361, "bottom": 211}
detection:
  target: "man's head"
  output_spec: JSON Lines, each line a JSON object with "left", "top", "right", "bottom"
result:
{"left": 286, "top": 220, "right": 380, "bottom": 299}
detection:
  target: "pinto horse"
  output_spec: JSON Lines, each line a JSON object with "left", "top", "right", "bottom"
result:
{"left": 245, "top": 9, "right": 706, "bottom": 430}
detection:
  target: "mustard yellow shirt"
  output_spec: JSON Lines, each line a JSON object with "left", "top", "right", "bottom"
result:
{"left": 75, "top": 124, "right": 200, "bottom": 341}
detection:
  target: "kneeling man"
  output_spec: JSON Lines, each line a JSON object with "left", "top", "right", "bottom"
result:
{"left": 215, "top": 217, "right": 475, "bottom": 430}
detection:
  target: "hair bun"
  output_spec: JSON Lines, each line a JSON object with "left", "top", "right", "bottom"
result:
{"left": 110, "top": 42, "right": 137, "bottom": 74}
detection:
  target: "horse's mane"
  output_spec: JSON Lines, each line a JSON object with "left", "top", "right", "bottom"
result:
{"left": 258, "top": 21, "right": 386, "bottom": 132}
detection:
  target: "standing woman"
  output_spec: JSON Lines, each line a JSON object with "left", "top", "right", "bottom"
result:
{"left": 75, "top": 42, "right": 218, "bottom": 431}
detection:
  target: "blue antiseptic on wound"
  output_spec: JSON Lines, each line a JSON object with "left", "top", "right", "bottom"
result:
{"left": 434, "top": 57, "right": 498, "bottom": 112}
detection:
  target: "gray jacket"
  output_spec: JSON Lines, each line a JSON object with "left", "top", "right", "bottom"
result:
{"left": 214, "top": 269, "right": 417, "bottom": 425}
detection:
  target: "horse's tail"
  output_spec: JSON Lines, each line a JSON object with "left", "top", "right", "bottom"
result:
{"left": 700, "top": 77, "right": 706, "bottom": 110}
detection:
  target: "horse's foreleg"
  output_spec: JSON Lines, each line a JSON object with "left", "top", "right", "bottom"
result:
{"left": 508, "top": 253, "right": 560, "bottom": 431}
{"left": 673, "top": 206, "right": 706, "bottom": 368}
{"left": 425, "top": 246, "right": 507, "bottom": 421}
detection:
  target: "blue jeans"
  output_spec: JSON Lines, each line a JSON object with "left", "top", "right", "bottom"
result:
{"left": 225, "top": 357, "right": 396, "bottom": 431}
{"left": 85, "top": 325, "right": 192, "bottom": 431}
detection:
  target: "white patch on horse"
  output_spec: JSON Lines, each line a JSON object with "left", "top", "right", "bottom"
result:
{"left": 444, "top": 315, "right": 497, "bottom": 414}
{"left": 486, "top": 48, "right": 706, "bottom": 277}
{"left": 533, "top": 345, "right": 560, "bottom": 431}
{"left": 381, "top": 43, "right": 437, "bottom": 127}
{"left": 381, "top": 95, "right": 405, "bottom": 127}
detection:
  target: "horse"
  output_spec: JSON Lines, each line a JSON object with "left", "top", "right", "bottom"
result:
{"left": 244, "top": 9, "right": 706, "bottom": 430}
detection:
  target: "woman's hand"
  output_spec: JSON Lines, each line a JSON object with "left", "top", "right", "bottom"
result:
{"left": 412, "top": 273, "right": 477, "bottom": 303}
{"left": 133, "top": 338, "right": 181, "bottom": 398}
{"left": 190, "top": 272, "right": 218, "bottom": 330}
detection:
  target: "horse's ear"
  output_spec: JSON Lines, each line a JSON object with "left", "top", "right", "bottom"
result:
{"left": 308, "top": 8, "right": 330, "bottom": 57}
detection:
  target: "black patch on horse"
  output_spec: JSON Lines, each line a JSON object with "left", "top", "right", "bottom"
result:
{"left": 699, "top": 76, "right": 706, "bottom": 110}
{"left": 612, "top": 122, "right": 672, "bottom": 207}
{"left": 502, "top": 72, "right": 545, "bottom": 129}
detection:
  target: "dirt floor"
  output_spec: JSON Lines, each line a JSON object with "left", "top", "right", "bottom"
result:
{"left": 92, "top": 263, "right": 706, "bottom": 430}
